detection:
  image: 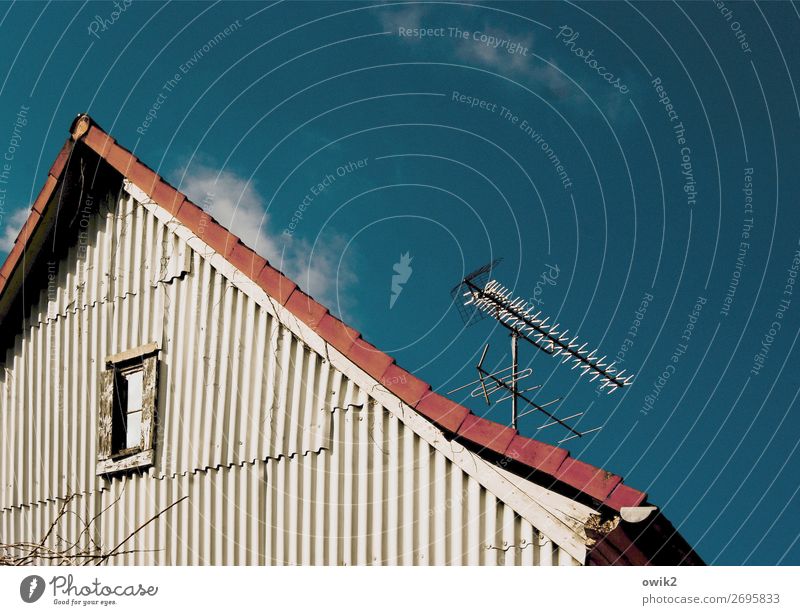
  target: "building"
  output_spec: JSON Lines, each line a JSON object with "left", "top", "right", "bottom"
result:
{"left": 0, "top": 115, "right": 702, "bottom": 565}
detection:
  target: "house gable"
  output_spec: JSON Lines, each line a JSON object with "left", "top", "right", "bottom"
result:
{"left": 0, "top": 115, "right": 703, "bottom": 565}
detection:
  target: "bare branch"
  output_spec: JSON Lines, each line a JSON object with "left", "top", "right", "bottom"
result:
{"left": 1, "top": 490, "right": 186, "bottom": 566}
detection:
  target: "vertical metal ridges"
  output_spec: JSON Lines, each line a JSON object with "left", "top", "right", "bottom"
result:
{"left": 0, "top": 189, "right": 582, "bottom": 565}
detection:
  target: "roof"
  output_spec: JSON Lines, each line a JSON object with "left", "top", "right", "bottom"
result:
{"left": 0, "top": 114, "right": 703, "bottom": 565}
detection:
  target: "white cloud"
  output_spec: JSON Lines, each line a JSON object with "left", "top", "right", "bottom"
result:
{"left": 453, "top": 27, "right": 585, "bottom": 103}
{"left": 377, "top": 5, "right": 425, "bottom": 32}
{"left": 529, "top": 62, "right": 573, "bottom": 98}
{"left": 378, "top": 9, "right": 628, "bottom": 114}
{"left": 453, "top": 24, "right": 633, "bottom": 116}
{"left": 179, "top": 164, "right": 356, "bottom": 314}
{"left": 0, "top": 208, "right": 29, "bottom": 254}
{"left": 455, "top": 25, "right": 534, "bottom": 75}
{"left": 382, "top": 12, "right": 572, "bottom": 100}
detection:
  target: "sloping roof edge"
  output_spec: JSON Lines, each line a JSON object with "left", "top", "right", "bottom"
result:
{"left": 0, "top": 114, "right": 649, "bottom": 514}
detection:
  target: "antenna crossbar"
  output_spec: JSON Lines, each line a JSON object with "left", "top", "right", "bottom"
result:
{"left": 475, "top": 363, "right": 581, "bottom": 438}
{"left": 447, "top": 343, "right": 600, "bottom": 441}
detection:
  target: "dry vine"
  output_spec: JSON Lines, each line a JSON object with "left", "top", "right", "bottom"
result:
{"left": 0, "top": 489, "right": 187, "bottom": 566}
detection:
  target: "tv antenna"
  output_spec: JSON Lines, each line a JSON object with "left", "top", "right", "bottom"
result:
{"left": 448, "top": 260, "right": 634, "bottom": 441}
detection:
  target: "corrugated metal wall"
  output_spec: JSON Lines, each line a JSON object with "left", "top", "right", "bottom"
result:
{"left": 0, "top": 191, "right": 330, "bottom": 510}
{"left": 2, "top": 452, "right": 577, "bottom": 565}
{"left": 0, "top": 189, "right": 580, "bottom": 565}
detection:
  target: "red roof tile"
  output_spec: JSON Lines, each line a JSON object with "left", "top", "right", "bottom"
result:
{"left": 150, "top": 179, "right": 185, "bottom": 215}
{"left": 32, "top": 176, "right": 58, "bottom": 214}
{"left": 284, "top": 289, "right": 328, "bottom": 329}
{"left": 48, "top": 140, "right": 73, "bottom": 178}
{"left": 314, "top": 314, "right": 359, "bottom": 355}
{"left": 457, "top": 413, "right": 516, "bottom": 455}
{"left": 505, "top": 435, "right": 568, "bottom": 476}
{"left": 13, "top": 210, "right": 42, "bottom": 249}
{"left": 103, "top": 139, "right": 136, "bottom": 176}
{"left": 0, "top": 114, "right": 651, "bottom": 514}
{"left": 605, "top": 483, "right": 648, "bottom": 510}
{"left": 176, "top": 200, "right": 237, "bottom": 257}
{"left": 381, "top": 364, "right": 430, "bottom": 407}
{"left": 0, "top": 215, "right": 39, "bottom": 282}
{"left": 555, "top": 458, "right": 622, "bottom": 502}
{"left": 229, "top": 241, "right": 267, "bottom": 280}
{"left": 348, "top": 338, "right": 394, "bottom": 381}
{"left": 257, "top": 265, "right": 296, "bottom": 306}
{"left": 416, "top": 391, "right": 470, "bottom": 433}
{"left": 128, "top": 160, "right": 161, "bottom": 195}
{"left": 82, "top": 125, "right": 114, "bottom": 158}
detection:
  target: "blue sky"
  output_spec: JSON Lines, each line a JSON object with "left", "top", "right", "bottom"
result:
{"left": 1, "top": 1, "right": 799, "bottom": 565}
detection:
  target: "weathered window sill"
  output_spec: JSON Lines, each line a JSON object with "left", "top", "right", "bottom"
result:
{"left": 96, "top": 448, "right": 154, "bottom": 476}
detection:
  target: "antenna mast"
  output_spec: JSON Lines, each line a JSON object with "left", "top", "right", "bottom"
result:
{"left": 448, "top": 260, "right": 635, "bottom": 442}
{"left": 510, "top": 332, "right": 519, "bottom": 430}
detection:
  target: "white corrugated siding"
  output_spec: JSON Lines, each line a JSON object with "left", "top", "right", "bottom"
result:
{"left": 0, "top": 191, "right": 330, "bottom": 510}
{"left": 0, "top": 189, "right": 580, "bottom": 565}
{"left": 1, "top": 453, "right": 577, "bottom": 565}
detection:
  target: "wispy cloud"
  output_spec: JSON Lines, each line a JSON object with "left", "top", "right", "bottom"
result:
{"left": 381, "top": 9, "right": 574, "bottom": 101}
{"left": 180, "top": 163, "right": 357, "bottom": 315}
{"left": 379, "top": 8, "right": 631, "bottom": 112}
{"left": 452, "top": 26, "right": 582, "bottom": 102}
{"left": 454, "top": 25, "right": 534, "bottom": 75}
{"left": 453, "top": 22, "right": 634, "bottom": 117}
{"left": 377, "top": 5, "right": 425, "bottom": 32}
{"left": 0, "top": 208, "right": 29, "bottom": 254}
{"left": 529, "top": 62, "right": 573, "bottom": 98}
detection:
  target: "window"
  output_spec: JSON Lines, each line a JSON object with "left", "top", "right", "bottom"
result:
{"left": 114, "top": 367, "right": 143, "bottom": 453}
{"left": 97, "top": 343, "right": 159, "bottom": 476}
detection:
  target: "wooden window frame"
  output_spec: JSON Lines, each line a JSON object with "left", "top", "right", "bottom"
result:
{"left": 97, "top": 343, "right": 159, "bottom": 476}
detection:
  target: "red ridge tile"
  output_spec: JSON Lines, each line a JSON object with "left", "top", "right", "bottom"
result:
{"left": 257, "top": 265, "right": 296, "bottom": 305}
{"left": 176, "top": 201, "right": 236, "bottom": 257}
{"left": 175, "top": 199, "right": 206, "bottom": 232}
{"left": 555, "top": 458, "right": 622, "bottom": 502}
{"left": 347, "top": 338, "right": 394, "bottom": 381}
{"left": 504, "top": 435, "right": 569, "bottom": 476}
{"left": 32, "top": 176, "right": 58, "bottom": 214}
{"left": 382, "top": 364, "right": 430, "bottom": 407}
{"left": 127, "top": 161, "right": 160, "bottom": 195}
{"left": 285, "top": 290, "right": 328, "bottom": 329}
{"left": 0, "top": 242, "right": 24, "bottom": 281}
{"left": 48, "top": 141, "right": 73, "bottom": 178}
{"left": 604, "top": 483, "right": 647, "bottom": 510}
{"left": 314, "top": 314, "right": 358, "bottom": 354}
{"left": 457, "top": 414, "right": 516, "bottom": 455}
{"left": 229, "top": 242, "right": 267, "bottom": 279}
{"left": 204, "top": 222, "right": 238, "bottom": 258}
{"left": 0, "top": 210, "right": 43, "bottom": 283}
{"left": 83, "top": 126, "right": 115, "bottom": 158}
{"left": 103, "top": 142, "right": 135, "bottom": 176}
{"left": 15, "top": 211, "right": 41, "bottom": 247}
{"left": 150, "top": 179, "right": 185, "bottom": 215}
{"left": 416, "top": 392, "right": 469, "bottom": 433}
